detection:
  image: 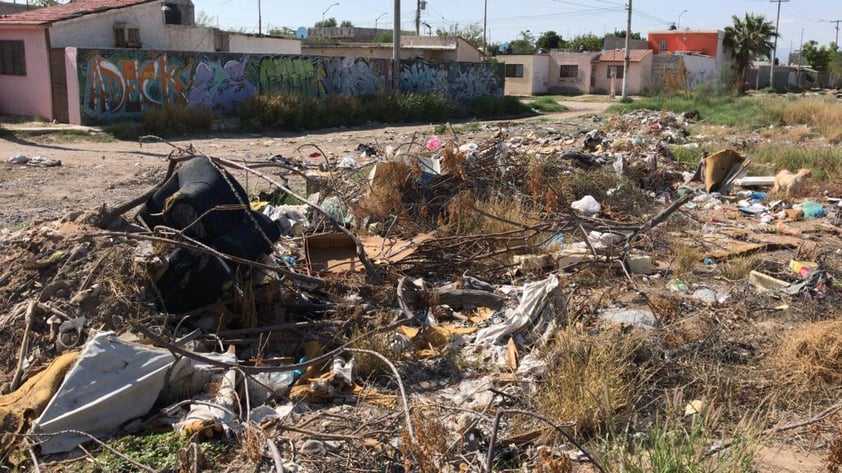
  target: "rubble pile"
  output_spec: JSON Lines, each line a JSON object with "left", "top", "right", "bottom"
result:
{"left": 1, "top": 110, "right": 841, "bottom": 472}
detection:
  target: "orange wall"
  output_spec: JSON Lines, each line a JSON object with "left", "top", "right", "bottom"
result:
{"left": 649, "top": 32, "right": 720, "bottom": 58}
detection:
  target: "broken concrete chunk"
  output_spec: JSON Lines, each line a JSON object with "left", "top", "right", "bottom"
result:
{"left": 749, "top": 270, "right": 789, "bottom": 292}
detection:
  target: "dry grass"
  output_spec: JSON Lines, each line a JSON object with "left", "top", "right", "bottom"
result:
{"left": 445, "top": 193, "right": 536, "bottom": 236}
{"left": 351, "top": 311, "right": 394, "bottom": 380}
{"left": 557, "top": 168, "right": 652, "bottom": 221}
{"left": 402, "top": 407, "right": 449, "bottom": 473}
{"left": 771, "top": 320, "right": 842, "bottom": 393}
{"left": 719, "top": 255, "right": 759, "bottom": 281}
{"left": 670, "top": 240, "right": 703, "bottom": 277}
{"left": 533, "top": 327, "right": 647, "bottom": 438}
{"left": 757, "top": 124, "right": 815, "bottom": 142}
{"left": 829, "top": 421, "right": 842, "bottom": 473}
{"left": 771, "top": 96, "right": 842, "bottom": 143}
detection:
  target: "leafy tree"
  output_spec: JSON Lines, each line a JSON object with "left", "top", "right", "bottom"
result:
{"left": 536, "top": 31, "right": 564, "bottom": 51}
{"left": 831, "top": 50, "right": 842, "bottom": 76}
{"left": 723, "top": 13, "right": 778, "bottom": 93}
{"left": 340, "top": 20, "right": 353, "bottom": 27}
{"left": 315, "top": 17, "right": 337, "bottom": 28}
{"left": 374, "top": 31, "right": 393, "bottom": 42}
{"left": 508, "top": 30, "right": 536, "bottom": 54}
{"left": 195, "top": 10, "right": 214, "bottom": 27}
{"left": 436, "top": 23, "right": 484, "bottom": 49}
{"left": 610, "top": 30, "right": 643, "bottom": 40}
{"left": 800, "top": 40, "right": 833, "bottom": 71}
{"left": 486, "top": 42, "right": 502, "bottom": 56}
{"left": 568, "top": 33, "right": 602, "bottom": 51}
{"left": 268, "top": 26, "right": 295, "bottom": 36}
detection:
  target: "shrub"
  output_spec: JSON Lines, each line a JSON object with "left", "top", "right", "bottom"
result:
{"left": 238, "top": 93, "right": 533, "bottom": 131}
{"left": 105, "top": 121, "right": 139, "bottom": 141}
{"left": 141, "top": 104, "right": 214, "bottom": 137}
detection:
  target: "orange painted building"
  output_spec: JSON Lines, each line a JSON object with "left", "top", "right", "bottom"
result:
{"left": 648, "top": 30, "right": 725, "bottom": 58}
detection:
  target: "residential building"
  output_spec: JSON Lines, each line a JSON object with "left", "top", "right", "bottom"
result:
{"left": 499, "top": 49, "right": 651, "bottom": 96}
{"left": 592, "top": 49, "right": 652, "bottom": 95}
{"left": 549, "top": 51, "right": 600, "bottom": 94}
{"left": 0, "top": 0, "right": 300, "bottom": 120}
{"left": 302, "top": 35, "right": 482, "bottom": 63}
{"left": 499, "top": 54, "right": 549, "bottom": 95}
{"left": 648, "top": 30, "right": 728, "bottom": 83}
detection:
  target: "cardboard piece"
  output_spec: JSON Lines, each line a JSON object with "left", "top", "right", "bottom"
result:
{"left": 703, "top": 149, "right": 750, "bottom": 193}
{"left": 305, "top": 232, "right": 433, "bottom": 273}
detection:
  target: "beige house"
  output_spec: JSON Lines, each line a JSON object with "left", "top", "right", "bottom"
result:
{"left": 548, "top": 51, "right": 600, "bottom": 94}
{"left": 302, "top": 36, "right": 482, "bottom": 63}
{"left": 498, "top": 54, "right": 550, "bottom": 95}
{"left": 592, "top": 49, "right": 652, "bottom": 95}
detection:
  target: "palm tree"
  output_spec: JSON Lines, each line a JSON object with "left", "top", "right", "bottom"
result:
{"left": 723, "top": 13, "right": 778, "bottom": 93}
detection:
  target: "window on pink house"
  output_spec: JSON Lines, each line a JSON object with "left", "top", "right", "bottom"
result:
{"left": 0, "top": 40, "right": 25, "bottom": 75}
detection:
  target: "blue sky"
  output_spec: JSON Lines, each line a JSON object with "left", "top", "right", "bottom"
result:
{"left": 192, "top": 0, "right": 840, "bottom": 60}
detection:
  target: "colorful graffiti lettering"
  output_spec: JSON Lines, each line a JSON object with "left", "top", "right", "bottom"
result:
{"left": 77, "top": 49, "right": 503, "bottom": 124}
{"left": 82, "top": 52, "right": 193, "bottom": 117}
{"left": 246, "top": 56, "right": 324, "bottom": 98}
{"left": 188, "top": 57, "right": 256, "bottom": 113}
{"left": 320, "top": 57, "right": 388, "bottom": 97}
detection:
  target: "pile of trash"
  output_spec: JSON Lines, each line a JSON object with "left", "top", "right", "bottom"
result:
{"left": 0, "top": 113, "right": 840, "bottom": 472}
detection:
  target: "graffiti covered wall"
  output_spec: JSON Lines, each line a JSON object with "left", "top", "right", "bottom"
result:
{"left": 75, "top": 48, "right": 504, "bottom": 124}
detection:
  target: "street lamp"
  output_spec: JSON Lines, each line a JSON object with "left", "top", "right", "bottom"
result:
{"left": 322, "top": 2, "right": 339, "bottom": 25}
{"left": 677, "top": 10, "right": 687, "bottom": 30}
{"left": 375, "top": 11, "right": 387, "bottom": 33}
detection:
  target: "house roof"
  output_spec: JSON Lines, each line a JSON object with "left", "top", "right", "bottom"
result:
{"left": 598, "top": 49, "right": 651, "bottom": 62}
{"left": 648, "top": 30, "right": 723, "bottom": 35}
{"left": 0, "top": 0, "right": 154, "bottom": 26}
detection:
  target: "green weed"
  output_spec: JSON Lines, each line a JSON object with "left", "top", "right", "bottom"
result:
{"left": 670, "top": 145, "right": 704, "bottom": 166}
{"left": 605, "top": 405, "right": 759, "bottom": 473}
{"left": 524, "top": 96, "right": 570, "bottom": 113}
{"left": 81, "top": 431, "right": 228, "bottom": 472}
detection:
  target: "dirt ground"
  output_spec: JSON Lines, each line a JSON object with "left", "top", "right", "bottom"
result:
{"left": 0, "top": 98, "right": 836, "bottom": 471}
{"left": 0, "top": 101, "right": 610, "bottom": 230}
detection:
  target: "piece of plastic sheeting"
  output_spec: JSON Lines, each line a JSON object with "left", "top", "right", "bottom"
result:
{"left": 31, "top": 332, "right": 175, "bottom": 454}
{"left": 474, "top": 274, "right": 565, "bottom": 345}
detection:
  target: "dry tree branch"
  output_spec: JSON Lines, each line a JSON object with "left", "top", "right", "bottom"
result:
{"left": 485, "top": 409, "right": 605, "bottom": 473}
{"left": 212, "top": 155, "right": 384, "bottom": 284}
{"left": 87, "top": 230, "right": 324, "bottom": 287}
{"left": 342, "top": 347, "right": 417, "bottom": 447}
{"left": 10, "top": 300, "right": 35, "bottom": 391}
{"left": 706, "top": 401, "right": 842, "bottom": 457}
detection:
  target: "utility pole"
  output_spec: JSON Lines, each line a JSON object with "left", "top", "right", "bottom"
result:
{"left": 393, "top": 0, "right": 400, "bottom": 90}
{"left": 483, "top": 0, "right": 488, "bottom": 56}
{"left": 830, "top": 19, "right": 841, "bottom": 50}
{"left": 621, "top": 0, "right": 632, "bottom": 100}
{"left": 415, "top": 0, "right": 420, "bottom": 35}
{"left": 769, "top": 0, "right": 789, "bottom": 90}
{"left": 258, "top": 0, "right": 262, "bottom": 35}
{"left": 796, "top": 27, "right": 804, "bottom": 87}
{"left": 415, "top": 0, "right": 425, "bottom": 36}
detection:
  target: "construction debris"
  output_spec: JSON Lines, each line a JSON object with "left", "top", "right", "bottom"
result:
{"left": 0, "top": 107, "right": 840, "bottom": 471}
